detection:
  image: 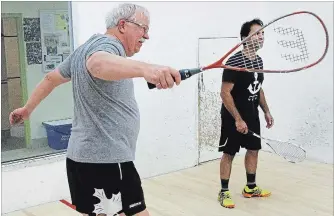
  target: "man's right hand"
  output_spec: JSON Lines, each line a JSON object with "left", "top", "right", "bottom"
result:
{"left": 235, "top": 119, "right": 248, "bottom": 134}
{"left": 144, "top": 66, "right": 181, "bottom": 89}
{"left": 9, "top": 107, "right": 30, "bottom": 126}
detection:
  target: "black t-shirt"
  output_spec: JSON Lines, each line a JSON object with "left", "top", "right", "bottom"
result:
{"left": 221, "top": 50, "right": 264, "bottom": 122}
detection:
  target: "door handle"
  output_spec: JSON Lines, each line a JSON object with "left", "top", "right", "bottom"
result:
{"left": 200, "top": 73, "right": 205, "bottom": 92}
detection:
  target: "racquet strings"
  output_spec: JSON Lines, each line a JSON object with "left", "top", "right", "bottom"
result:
{"left": 222, "top": 40, "right": 264, "bottom": 69}
{"left": 222, "top": 12, "right": 327, "bottom": 72}
{"left": 264, "top": 138, "right": 306, "bottom": 163}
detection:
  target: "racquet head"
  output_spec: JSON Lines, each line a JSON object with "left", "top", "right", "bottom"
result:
{"left": 264, "top": 138, "right": 307, "bottom": 163}
{"left": 204, "top": 11, "right": 329, "bottom": 73}
{"left": 147, "top": 11, "right": 329, "bottom": 89}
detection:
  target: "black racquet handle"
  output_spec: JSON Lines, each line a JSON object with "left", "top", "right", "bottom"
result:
{"left": 147, "top": 68, "right": 201, "bottom": 89}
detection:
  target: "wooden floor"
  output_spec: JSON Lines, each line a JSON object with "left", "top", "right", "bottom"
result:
{"left": 3, "top": 152, "right": 333, "bottom": 216}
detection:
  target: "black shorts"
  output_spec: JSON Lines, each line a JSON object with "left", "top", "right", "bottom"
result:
{"left": 218, "top": 115, "right": 261, "bottom": 155}
{"left": 66, "top": 158, "right": 146, "bottom": 216}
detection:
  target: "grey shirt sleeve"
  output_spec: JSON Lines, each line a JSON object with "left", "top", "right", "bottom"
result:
{"left": 58, "top": 37, "right": 124, "bottom": 79}
{"left": 58, "top": 54, "right": 72, "bottom": 79}
{"left": 86, "top": 41, "right": 121, "bottom": 58}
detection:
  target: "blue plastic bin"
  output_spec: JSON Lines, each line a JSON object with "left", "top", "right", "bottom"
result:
{"left": 42, "top": 118, "right": 72, "bottom": 150}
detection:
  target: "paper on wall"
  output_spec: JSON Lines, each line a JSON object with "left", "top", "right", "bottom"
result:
{"left": 40, "top": 10, "right": 71, "bottom": 73}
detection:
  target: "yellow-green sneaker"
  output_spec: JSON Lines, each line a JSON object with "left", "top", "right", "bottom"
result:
{"left": 218, "top": 190, "right": 235, "bottom": 208}
{"left": 242, "top": 185, "right": 271, "bottom": 198}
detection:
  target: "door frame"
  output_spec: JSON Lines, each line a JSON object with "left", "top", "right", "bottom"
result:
{"left": 2, "top": 13, "right": 31, "bottom": 147}
{"left": 196, "top": 37, "right": 239, "bottom": 164}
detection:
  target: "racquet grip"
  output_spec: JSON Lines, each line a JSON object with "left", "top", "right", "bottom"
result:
{"left": 147, "top": 68, "right": 201, "bottom": 89}
{"left": 147, "top": 70, "right": 187, "bottom": 89}
{"left": 147, "top": 82, "right": 157, "bottom": 89}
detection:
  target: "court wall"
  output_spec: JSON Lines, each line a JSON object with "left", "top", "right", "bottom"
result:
{"left": 2, "top": 1, "right": 332, "bottom": 214}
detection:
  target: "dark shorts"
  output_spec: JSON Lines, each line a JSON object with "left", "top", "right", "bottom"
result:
{"left": 66, "top": 158, "right": 146, "bottom": 216}
{"left": 218, "top": 114, "right": 261, "bottom": 155}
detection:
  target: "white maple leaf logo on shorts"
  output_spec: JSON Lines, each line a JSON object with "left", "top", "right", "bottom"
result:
{"left": 92, "top": 188, "right": 122, "bottom": 216}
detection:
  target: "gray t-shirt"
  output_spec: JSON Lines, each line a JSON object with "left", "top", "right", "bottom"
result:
{"left": 58, "top": 34, "right": 140, "bottom": 164}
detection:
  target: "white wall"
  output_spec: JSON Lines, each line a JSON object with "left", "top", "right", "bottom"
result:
{"left": 255, "top": 2, "right": 333, "bottom": 164}
{"left": 2, "top": 155, "right": 69, "bottom": 214}
{"left": 71, "top": 1, "right": 203, "bottom": 178}
{"left": 2, "top": 1, "right": 333, "bottom": 214}
{"left": 196, "top": 2, "right": 333, "bottom": 164}
{"left": 71, "top": 0, "right": 333, "bottom": 167}
{"left": 1, "top": 1, "right": 74, "bottom": 140}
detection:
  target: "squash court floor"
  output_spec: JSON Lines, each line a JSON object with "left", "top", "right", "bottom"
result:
{"left": 3, "top": 151, "right": 333, "bottom": 216}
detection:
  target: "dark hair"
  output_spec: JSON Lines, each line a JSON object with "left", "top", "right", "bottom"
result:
{"left": 240, "top": 18, "right": 263, "bottom": 41}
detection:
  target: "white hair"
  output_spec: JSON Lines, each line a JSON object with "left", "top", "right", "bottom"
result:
{"left": 105, "top": 3, "right": 150, "bottom": 29}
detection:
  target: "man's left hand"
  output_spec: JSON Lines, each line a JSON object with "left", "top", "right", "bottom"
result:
{"left": 264, "top": 112, "right": 274, "bottom": 129}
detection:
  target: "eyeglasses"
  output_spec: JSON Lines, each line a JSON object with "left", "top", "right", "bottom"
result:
{"left": 125, "top": 19, "right": 149, "bottom": 35}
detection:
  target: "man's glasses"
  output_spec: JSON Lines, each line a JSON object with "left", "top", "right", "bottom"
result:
{"left": 125, "top": 19, "right": 149, "bottom": 35}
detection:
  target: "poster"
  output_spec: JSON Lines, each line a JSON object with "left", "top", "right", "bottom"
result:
{"left": 40, "top": 10, "right": 71, "bottom": 72}
{"left": 23, "top": 18, "right": 42, "bottom": 65}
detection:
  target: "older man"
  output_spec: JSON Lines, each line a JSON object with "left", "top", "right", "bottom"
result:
{"left": 9, "top": 3, "right": 181, "bottom": 216}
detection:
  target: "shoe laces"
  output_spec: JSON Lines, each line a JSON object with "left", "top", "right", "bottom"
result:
{"left": 252, "top": 187, "right": 262, "bottom": 195}
{"left": 222, "top": 191, "right": 232, "bottom": 199}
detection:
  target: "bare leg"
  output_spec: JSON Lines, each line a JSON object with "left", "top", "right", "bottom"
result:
{"left": 220, "top": 153, "right": 234, "bottom": 179}
{"left": 82, "top": 214, "right": 107, "bottom": 216}
{"left": 135, "top": 209, "right": 150, "bottom": 216}
{"left": 243, "top": 149, "right": 271, "bottom": 197}
{"left": 245, "top": 150, "right": 258, "bottom": 174}
{"left": 220, "top": 153, "right": 234, "bottom": 191}
{"left": 218, "top": 153, "right": 236, "bottom": 208}
{"left": 82, "top": 213, "right": 144, "bottom": 216}
{"left": 244, "top": 150, "right": 259, "bottom": 187}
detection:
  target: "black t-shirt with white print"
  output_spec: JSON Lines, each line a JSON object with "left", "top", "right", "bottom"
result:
{"left": 221, "top": 50, "right": 264, "bottom": 123}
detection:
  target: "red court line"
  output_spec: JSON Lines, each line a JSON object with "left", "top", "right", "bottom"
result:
{"left": 60, "top": 199, "right": 76, "bottom": 210}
